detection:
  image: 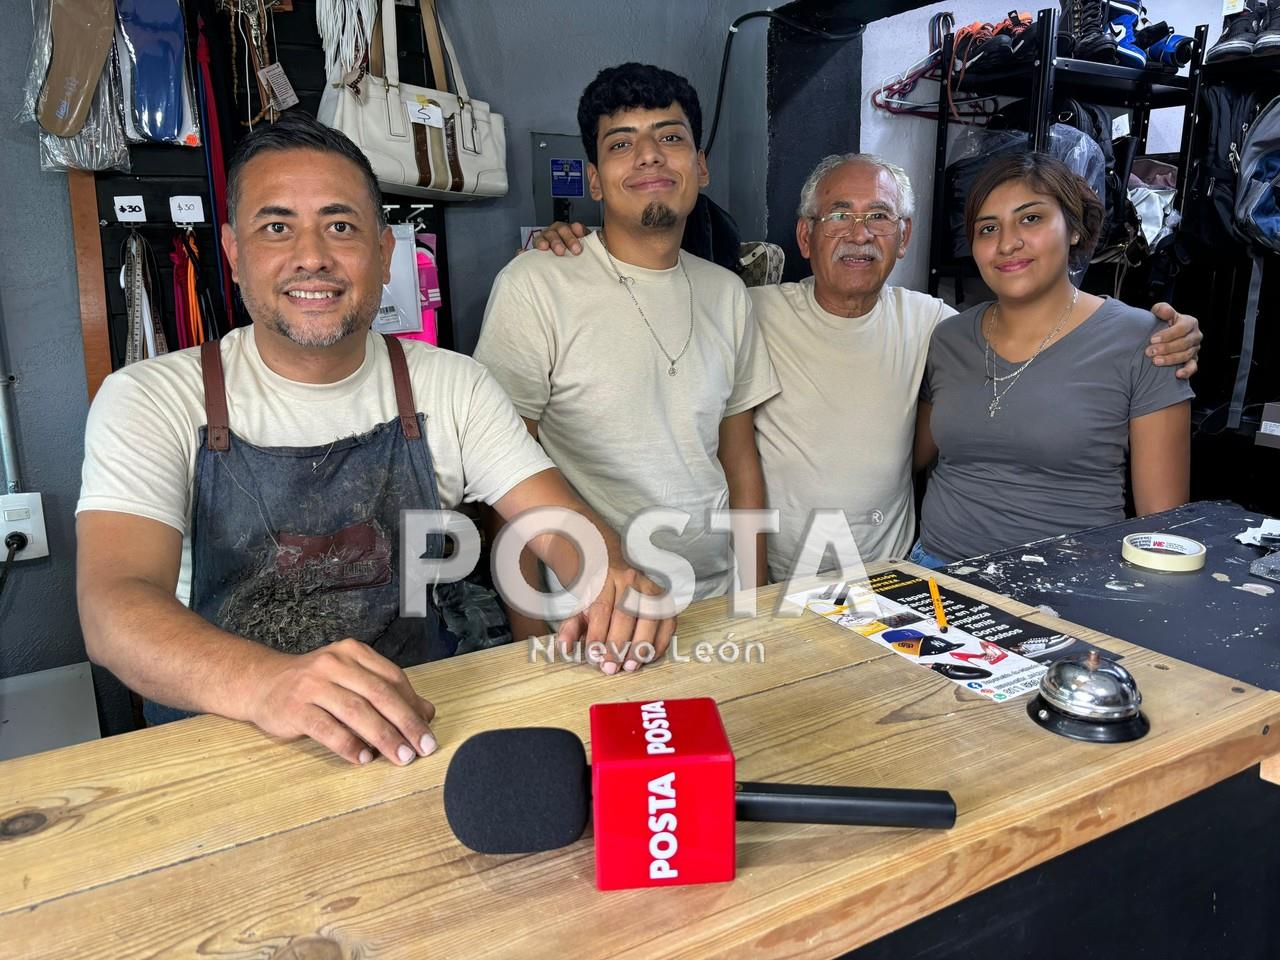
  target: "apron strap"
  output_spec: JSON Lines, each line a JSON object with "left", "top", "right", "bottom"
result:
{"left": 382, "top": 334, "right": 422, "bottom": 440}
{"left": 200, "top": 339, "right": 231, "bottom": 451}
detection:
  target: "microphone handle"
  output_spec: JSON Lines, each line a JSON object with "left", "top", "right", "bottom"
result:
{"left": 734, "top": 782, "right": 956, "bottom": 829}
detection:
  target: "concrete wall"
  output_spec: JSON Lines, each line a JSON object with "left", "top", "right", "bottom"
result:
{"left": 858, "top": 0, "right": 1215, "bottom": 295}
{"left": 439, "top": 0, "right": 767, "bottom": 353}
{"left": 0, "top": 13, "right": 133, "bottom": 733}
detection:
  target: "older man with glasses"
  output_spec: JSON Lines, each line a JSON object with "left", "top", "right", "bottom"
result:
{"left": 534, "top": 152, "right": 1203, "bottom": 579}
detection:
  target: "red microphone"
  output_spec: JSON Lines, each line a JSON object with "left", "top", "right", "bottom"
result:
{"left": 443, "top": 698, "right": 956, "bottom": 892}
{"left": 590, "top": 697, "right": 736, "bottom": 890}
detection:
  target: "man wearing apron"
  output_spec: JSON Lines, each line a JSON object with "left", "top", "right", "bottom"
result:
{"left": 77, "top": 112, "right": 672, "bottom": 768}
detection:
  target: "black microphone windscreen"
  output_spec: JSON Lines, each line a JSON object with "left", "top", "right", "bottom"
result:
{"left": 444, "top": 727, "right": 590, "bottom": 854}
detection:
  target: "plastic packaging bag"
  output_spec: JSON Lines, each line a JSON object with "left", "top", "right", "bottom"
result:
{"left": 115, "top": 13, "right": 203, "bottom": 146}
{"left": 21, "top": 1, "right": 129, "bottom": 170}
{"left": 17, "top": 0, "right": 53, "bottom": 124}
{"left": 945, "top": 123, "right": 1106, "bottom": 260}
{"left": 39, "top": 55, "right": 130, "bottom": 172}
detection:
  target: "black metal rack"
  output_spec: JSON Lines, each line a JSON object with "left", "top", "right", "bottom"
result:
{"left": 926, "top": 7, "right": 1208, "bottom": 302}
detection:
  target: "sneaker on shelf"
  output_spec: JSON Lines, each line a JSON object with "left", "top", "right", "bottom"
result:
{"left": 1205, "top": 2, "right": 1260, "bottom": 62}
{"left": 1137, "top": 20, "right": 1195, "bottom": 69}
{"left": 1109, "top": 0, "right": 1149, "bottom": 69}
{"left": 1061, "top": 0, "right": 1118, "bottom": 63}
{"left": 954, "top": 20, "right": 1015, "bottom": 74}
{"left": 1256, "top": 0, "right": 1280, "bottom": 54}
{"left": 1006, "top": 10, "right": 1077, "bottom": 61}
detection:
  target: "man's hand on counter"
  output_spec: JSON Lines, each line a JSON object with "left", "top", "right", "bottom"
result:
{"left": 556, "top": 561, "right": 677, "bottom": 675}
{"left": 246, "top": 639, "right": 437, "bottom": 766}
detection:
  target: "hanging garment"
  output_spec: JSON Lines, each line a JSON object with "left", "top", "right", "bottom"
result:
{"left": 142, "top": 336, "right": 460, "bottom": 724}
{"left": 196, "top": 16, "right": 235, "bottom": 329}
{"left": 169, "top": 236, "right": 191, "bottom": 350}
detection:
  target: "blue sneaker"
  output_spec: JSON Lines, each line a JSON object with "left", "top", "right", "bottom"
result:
{"left": 1109, "top": 0, "right": 1149, "bottom": 68}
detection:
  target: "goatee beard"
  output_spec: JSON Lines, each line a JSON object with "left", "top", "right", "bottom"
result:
{"left": 263, "top": 310, "right": 363, "bottom": 348}
{"left": 640, "top": 201, "right": 678, "bottom": 229}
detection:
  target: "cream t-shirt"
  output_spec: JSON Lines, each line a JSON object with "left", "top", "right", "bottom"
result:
{"left": 750, "top": 278, "right": 954, "bottom": 578}
{"left": 475, "top": 232, "right": 780, "bottom": 600}
{"left": 78, "top": 326, "right": 554, "bottom": 604}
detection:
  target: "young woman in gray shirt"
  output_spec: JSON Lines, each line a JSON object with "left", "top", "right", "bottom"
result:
{"left": 911, "top": 152, "right": 1193, "bottom": 567}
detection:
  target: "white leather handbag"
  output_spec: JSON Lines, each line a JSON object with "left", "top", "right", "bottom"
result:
{"left": 318, "top": 0, "right": 507, "bottom": 201}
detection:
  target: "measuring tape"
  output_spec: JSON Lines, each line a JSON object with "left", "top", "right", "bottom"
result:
{"left": 1121, "top": 532, "right": 1207, "bottom": 572}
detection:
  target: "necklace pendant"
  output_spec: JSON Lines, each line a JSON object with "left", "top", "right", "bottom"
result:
{"left": 989, "top": 397, "right": 1000, "bottom": 418}
{"left": 668, "top": 364, "right": 677, "bottom": 377}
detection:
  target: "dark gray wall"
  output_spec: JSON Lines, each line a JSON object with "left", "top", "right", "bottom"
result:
{"left": 0, "top": 13, "right": 132, "bottom": 733}
{"left": 440, "top": 0, "right": 768, "bottom": 353}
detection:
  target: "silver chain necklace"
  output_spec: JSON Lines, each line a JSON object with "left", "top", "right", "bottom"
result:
{"left": 601, "top": 233, "right": 694, "bottom": 377}
{"left": 983, "top": 287, "right": 1078, "bottom": 418}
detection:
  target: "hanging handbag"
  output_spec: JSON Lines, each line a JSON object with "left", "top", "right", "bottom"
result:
{"left": 318, "top": 0, "right": 507, "bottom": 201}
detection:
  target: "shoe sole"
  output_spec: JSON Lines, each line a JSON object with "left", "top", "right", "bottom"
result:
{"left": 1255, "top": 33, "right": 1280, "bottom": 53}
{"left": 1116, "top": 45, "right": 1148, "bottom": 68}
{"left": 36, "top": 0, "right": 116, "bottom": 137}
{"left": 1206, "top": 38, "right": 1258, "bottom": 61}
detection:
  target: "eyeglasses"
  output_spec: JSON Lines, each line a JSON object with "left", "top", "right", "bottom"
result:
{"left": 812, "top": 210, "right": 903, "bottom": 238}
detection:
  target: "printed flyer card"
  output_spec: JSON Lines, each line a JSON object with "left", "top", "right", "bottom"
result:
{"left": 786, "top": 569, "right": 1113, "bottom": 702}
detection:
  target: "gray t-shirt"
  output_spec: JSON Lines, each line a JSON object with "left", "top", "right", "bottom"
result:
{"left": 920, "top": 298, "right": 1193, "bottom": 562}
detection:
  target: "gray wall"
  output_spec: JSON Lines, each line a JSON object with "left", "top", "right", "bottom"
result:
{"left": 0, "top": 14, "right": 129, "bottom": 729}
{"left": 440, "top": 0, "right": 768, "bottom": 353}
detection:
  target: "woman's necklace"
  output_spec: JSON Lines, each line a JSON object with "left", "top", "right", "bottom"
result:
{"left": 983, "top": 286, "right": 1079, "bottom": 418}
{"left": 600, "top": 231, "right": 694, "bottom": 377}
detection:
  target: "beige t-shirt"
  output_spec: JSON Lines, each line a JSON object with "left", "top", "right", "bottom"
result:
{"left": 475, "top": 231, "right": 780, "bottom": 600}
{"left": 750, "top": 278, "right": 954, "bottom": 578}
{"left": 78, "top": 326, "right": 554, "bottom": 604}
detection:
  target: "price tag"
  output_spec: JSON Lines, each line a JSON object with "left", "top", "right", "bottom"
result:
{"left": 257, "top": 63, "right": 299, "bottom": 111}
{"left": 169, "top": 195, "right": 206, "bottom": 225}
{"left": 1111, "top": 112, "right": 1131, "bottom": 140}
{"left": 113, "top": 196, "right": 147, "bottom": 223}
{"left": 1223, "top": 0, "right": 1245, "bottom": 16}
{"left": 406, "top": 99, "right": 444, "bottom": 128}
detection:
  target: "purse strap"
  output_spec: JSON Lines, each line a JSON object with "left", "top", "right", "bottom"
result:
{"left": 379, "top": 0, "right": 400, "bottom": 89}
{"left": 419, "top": 1, "right": 470, "bottom": 101}
{"left": 417, "top": 0, "right": 449, "bottom": 91}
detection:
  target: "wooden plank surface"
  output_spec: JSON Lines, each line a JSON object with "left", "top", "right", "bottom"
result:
{"left": 3, "top": 564, "right": 1278, "bottom": 958}
{"left": 67, "top": 169, "right": 113, "bottom": 401}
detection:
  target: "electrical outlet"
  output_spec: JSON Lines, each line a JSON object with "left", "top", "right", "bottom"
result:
{"left": 0, "top": 493, "right": 49, "bottom": 561}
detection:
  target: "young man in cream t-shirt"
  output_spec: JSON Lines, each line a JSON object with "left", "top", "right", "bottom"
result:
{"left": 475, "top": 65, "right": 778, "bottom": 635}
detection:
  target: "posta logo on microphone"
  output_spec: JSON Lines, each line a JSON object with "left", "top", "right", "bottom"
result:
{"left": 590, "top": 698, "right": 736, "bottom": 891}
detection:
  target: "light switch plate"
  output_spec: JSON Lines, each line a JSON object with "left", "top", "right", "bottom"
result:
{"left": 1, "top": 492, "right": 49, "bottom": 560}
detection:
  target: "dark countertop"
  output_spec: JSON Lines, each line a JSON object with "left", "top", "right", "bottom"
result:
{"left": 942, "top": 500, "right": 1280, "bottom": 691}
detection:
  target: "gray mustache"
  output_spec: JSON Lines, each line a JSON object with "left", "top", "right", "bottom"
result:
{"left": 833, "top": 243, "right": 881, "bottom": 261}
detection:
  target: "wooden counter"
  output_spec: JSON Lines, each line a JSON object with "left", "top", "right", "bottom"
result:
{"left": 3, "top": 563, "right": 1278, "bottom": 959}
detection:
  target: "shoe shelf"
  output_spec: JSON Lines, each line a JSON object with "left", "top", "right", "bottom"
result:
{"left": 956, "top": 56, "right": 1193, "bottom": 109}
{"left": 927, "top": 7, "right": 1208, "bottom": 301}
{"left": 1201, "top": 50, "right": 1280, "bottom": 83}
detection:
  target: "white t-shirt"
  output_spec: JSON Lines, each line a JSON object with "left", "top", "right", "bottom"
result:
{"left": 77, "top": 326, "right": 554, "bottom": 604}
{"left": 475, "top": 231, "right": 780, "bottom": 600}
{"left": 750, "top": 278, "right": 954, "bottom": 578}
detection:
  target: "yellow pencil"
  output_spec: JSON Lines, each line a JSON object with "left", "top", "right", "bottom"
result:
{"left": 928, "top": 578, "right": 949, "bottom": 633}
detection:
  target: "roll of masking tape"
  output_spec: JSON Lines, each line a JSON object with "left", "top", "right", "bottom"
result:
{"left": 1121, "top": 532, "right": 1207, "bottom": 572}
